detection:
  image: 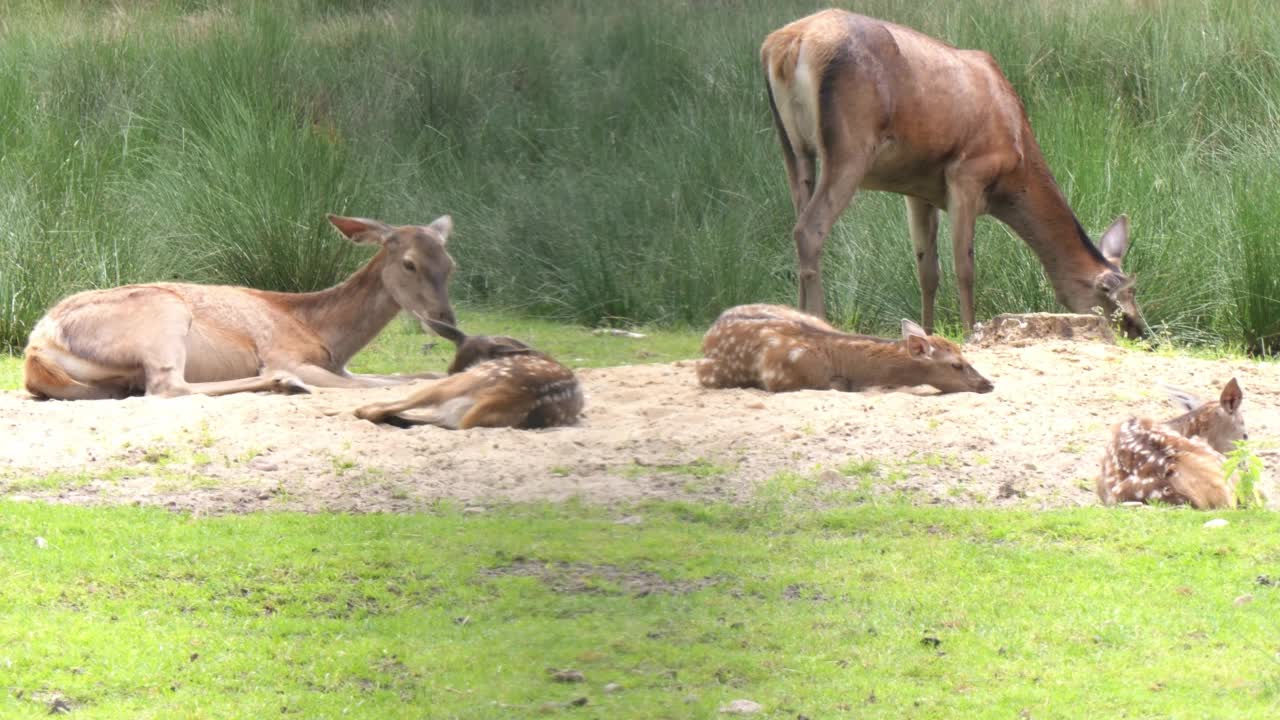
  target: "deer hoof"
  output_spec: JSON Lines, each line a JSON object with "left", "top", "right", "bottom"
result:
{"left": 271, "top": 373, "right": 311, "bottom": 395}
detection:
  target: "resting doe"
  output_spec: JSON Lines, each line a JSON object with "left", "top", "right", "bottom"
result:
{"left": 23, "top": 214, "right": 457, "bottom": 400}
{"left": 1097, "top": 378, "right": 1246, "bottom": 509}
{"left": 354, "top": 320, "right": 583, "bottom": 429}
{"left": 696, "top": 304, "right": 993, "bottom": 394}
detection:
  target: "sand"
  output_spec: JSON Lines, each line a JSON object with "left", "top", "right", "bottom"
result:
{"left": 2, "top": 334, "right": 1275, "bottom": 514}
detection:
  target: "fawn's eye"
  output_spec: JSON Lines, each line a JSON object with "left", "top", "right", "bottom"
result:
{"left": 951, "top": 363, "right": 963, "bottom": 370}
{"left": 402, "top": 259, "right": 417, "bottom": 272}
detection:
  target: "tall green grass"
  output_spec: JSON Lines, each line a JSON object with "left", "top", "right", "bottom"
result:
{"left": 1, "top": 0, "right": 1278, "bottom": 352}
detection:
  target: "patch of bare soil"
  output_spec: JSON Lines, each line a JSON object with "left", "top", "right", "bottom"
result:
{"left": 479, "top": 559, "right": 719, "bottom": 596}
{"left": 1, "top": 337, "right": 1277, "bottom": 513}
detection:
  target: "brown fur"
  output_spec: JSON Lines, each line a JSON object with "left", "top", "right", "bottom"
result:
{"left": 761, "top": 10, "right": 1144, "bottom": 338}
{"left": 354, "top": 322, "right": 583, "bottom": 430}
{"left": 22, "top": 214, "right": 457, "bottom": 400}
{"left": 1097, "top": 379, "right": 1246, "bottom": 509}
{"left": 21, "top": 347, "right": 84, "bottom": 400}
{"left": 696, "top": 304, "right": 993, "bottom": 394}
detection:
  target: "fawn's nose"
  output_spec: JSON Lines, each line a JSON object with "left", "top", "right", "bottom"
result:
{"left": 976, "top": 379, "right": 994, "bottom": 394}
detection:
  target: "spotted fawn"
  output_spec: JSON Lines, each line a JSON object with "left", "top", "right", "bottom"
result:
{"left": 354, "top": 320, "right": 583, "bottom": 429}
{"left": 1097, "top": 378, "right": 1246, "bottom": 509}
{"left": 696, "top": 304, "right": 993, "bottom": 394}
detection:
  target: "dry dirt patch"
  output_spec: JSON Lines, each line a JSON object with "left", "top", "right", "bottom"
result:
{"left": 1, "top": 339, "right": 1277, "bottom": 513}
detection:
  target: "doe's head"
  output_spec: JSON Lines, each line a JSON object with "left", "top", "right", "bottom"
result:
{"left": 902, "top": 320, "right": 994, "bottom": 394}
{"left": 1088, "top": 215, "right": 1147, "bottom": 340}
{"left": 327, "top": 213, "right": 458, "bottom": 328}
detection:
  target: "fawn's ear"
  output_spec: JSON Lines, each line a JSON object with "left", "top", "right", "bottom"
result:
{"left": 327, "top": 214, "right": 391, "bottom": 244}
{"left": 424, "top": 318, "right": 467, "bottom": 345}
{"left": 1220, "top": 377, "right": 1243, "bottom": 414}
{"left": 490, "top": 336, "right": 532, "bottom": 355}
{"left": 902, "top": 319, "right": 932, "bottom": 358}
{"left": 1160, "top": 383, "right": 1203, "bottom": 414}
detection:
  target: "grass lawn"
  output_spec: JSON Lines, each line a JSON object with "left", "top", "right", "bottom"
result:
{"left": 2, "top": 493, "right": 1279, "bottom": 719}
{"left": 0, "top": 306, "right": 705, "bottom": 394}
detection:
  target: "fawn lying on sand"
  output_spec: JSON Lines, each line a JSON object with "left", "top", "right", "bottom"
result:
{"left": 354, "top": 320, "right": 583, "bottom": 430}
{"left": 1097, "top": 378, "right": 1246, "bottom": 509}
{"left": 696, "top": 304, "right": 993, "bottom": 394}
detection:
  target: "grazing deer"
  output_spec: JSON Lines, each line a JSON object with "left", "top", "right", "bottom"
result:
{"left": 354, "top": 320, "right": 583, "bottom": 429}
{"left": 696, "top": 303, "right": 993, "bottom": 394}
{"left": 1097, "top": 378, "right": 1247, "bottom": 509}
{"left": 761, "top": 10, "right": 1146, "bottom": 338}
{"left": 23, "top": 214, "right": 457, "bottom": 400}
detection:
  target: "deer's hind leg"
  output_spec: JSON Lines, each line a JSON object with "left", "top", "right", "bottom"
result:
{"left": 906, "top": 196, "right": 942, "bottom": 334}
{"left": 793, "top": 137, "right": 876, "bottom": 319}
{"left": 353, "top": 374, "right": 482, "bottom": 426}
{"left": 144, "top": 343, "right": 306, "bottom": 398}
{"left": 457, "top": 387, "right": 537, "bottom": 429}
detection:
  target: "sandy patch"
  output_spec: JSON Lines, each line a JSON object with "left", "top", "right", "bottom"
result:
{"left": 1, "top": 338, "right": 1276, "bottom": 513}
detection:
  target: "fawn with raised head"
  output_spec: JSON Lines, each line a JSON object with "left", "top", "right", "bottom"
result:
{"left": 696, "top": 304, "right": 993, "bottom": 394}
{"left": 24, "top": 214, "right": 457, "bottom": 399}
{"left": 1097, "top": 378, "right": 1247, "bottom": 509}
{"left": 761, "top": 10, "right": 1145, "bottom": 337}
{"left": 354, "top": 320, "right": 583, "bottom": 429}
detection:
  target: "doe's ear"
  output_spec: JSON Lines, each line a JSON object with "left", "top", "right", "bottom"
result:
{"left": 900, "top": 319, "right": 927, "bottom": 339}
{"left": 424, "top": 318, "right": 467, "bottom": 346}
{"left": 1220, "top": 377, "right": 1243, "bottom": 414}
{"left": 1098, "top": 214, "right": 1130, "bottom": 266}
{"left": 426, "top": 215, "right": 453, "bottom": 244}
{"left": 327, "top": 214, "right": 390, "bottom": 243}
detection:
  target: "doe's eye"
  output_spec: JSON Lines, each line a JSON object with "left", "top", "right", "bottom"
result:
{"left": 402, "top": 259, "right": 417, "bottom": 272}
{"left": 951, "top": 363, "right": 963, "bottom": 371}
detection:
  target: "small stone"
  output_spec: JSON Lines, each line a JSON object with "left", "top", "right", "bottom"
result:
{"left": 614, "top": 515, "right": 643, "bottom": 526}
{"left": 591, "top": 328, "right": 646, "bottom": 339}
{"left": 1203, "top": 518, "right": 1229, "bottom": 529}
{"left": 549, "top": 669, "right": 585, "bottom": 683}
{"left": 34, "top": 537, "right": 47, "bottom": 549}
{"left": 1234, "top": 594, "right": 1254, "bottom": 606}
{"left": 719, "top": 699, "right": 763, "bottom": 714}
{"left": 463, "top": 506, "right": 487, "bottom": 515}
{"left": 602, "top": 682, "right": 623, "bottom": 694}
{"left": 248, "top": 458, "right": 278, "bottom": 472}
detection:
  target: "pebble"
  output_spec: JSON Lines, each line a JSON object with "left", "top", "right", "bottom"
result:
{"left": 719, "top": 699, "right": 763, "bottom": 714}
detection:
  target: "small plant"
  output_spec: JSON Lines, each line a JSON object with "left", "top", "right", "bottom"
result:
{"left": 331, "top": 455, "right": 358, "bottom": 477}
{"left": 1224, "top": 441, "right": 1266, "bottom": 509}
{"left": 838, "top": 458, "right": 880, "bottom": 478}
